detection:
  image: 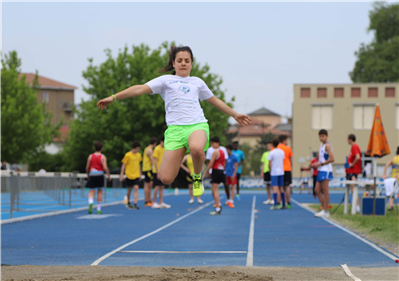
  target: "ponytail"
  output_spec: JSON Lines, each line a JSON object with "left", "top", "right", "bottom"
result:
{"left": 160, "top": 46, "right": 194, "bottom": 75}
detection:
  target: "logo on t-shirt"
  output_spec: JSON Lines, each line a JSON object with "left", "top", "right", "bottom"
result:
{"left": 179, "top": 85, "right": 190, "bottom": 94}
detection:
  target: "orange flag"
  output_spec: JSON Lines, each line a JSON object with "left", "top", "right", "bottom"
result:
{"left": 366, "top": 104, "right": 390, "bottom": 157}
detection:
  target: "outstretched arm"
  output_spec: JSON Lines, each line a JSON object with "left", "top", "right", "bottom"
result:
{"left": 205, "top": 96, "right": 252, "bottom": 126}
{"left": 97, "top": 84, "right": 153, "bottom": 109}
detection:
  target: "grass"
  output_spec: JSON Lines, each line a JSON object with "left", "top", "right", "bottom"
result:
{"left": 308, "top": 204, "right": 399, "bottom": 246}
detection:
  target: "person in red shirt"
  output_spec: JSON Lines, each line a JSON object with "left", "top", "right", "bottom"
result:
{"left": 310, "top": 154, "right": 319, "bottom": 198}
{"left": 346, "top": 134, "right": 362, "bottom": 212}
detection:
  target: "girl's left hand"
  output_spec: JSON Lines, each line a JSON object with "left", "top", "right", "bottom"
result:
{"left": 235, "top": 114, "right": 252, "bottom": 126}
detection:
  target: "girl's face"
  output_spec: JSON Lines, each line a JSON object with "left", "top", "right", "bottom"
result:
{"left": 173, "top": 51, "right": 192, "bottom": 77}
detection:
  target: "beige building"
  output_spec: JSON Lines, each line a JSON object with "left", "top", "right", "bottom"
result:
{"left": 229, "top": 107, "right": 291, "bottom": 146}
{"left": 292, "top": 83, "right": 399, "bottom": 178}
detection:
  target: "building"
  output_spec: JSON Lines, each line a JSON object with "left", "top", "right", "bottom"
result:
{"left": 21, "top": 73, "right": 77, "bottom": 154}
{"left": 292, "top": 83, "right": 398, "bottom": 178}
{"left": 229, "top": 107, "right": 292, "bottom": 146}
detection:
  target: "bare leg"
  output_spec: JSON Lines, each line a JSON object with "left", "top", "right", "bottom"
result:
{"left": 187, "top": 130, "right": 207, "bottom": 175}
{"left": 266, "top": 184, "right": 271, "bottom": 200}
{"left": 144, "top": 182, "right": 149, "bottom": 202}
{"left": 133, "top": 185, "right": 139, "bottom": 204}
{"left": 230, "top": 184, "right": 235, "bottom": 200}
{"left": 321, "top": 180, "right": 330, "bottom": 212}
{"left": 285, "top": 185, "right": 291, "bottom": 203}
{"left": 212, "top": 183, "right": 220, "bottom": 207}
{"left": 160, "top": 148, "right": 187, "bottom": 184}
{"left": 189, "top": 183, "right": 194, "bottom": 200}
{"left": 159, "top": 186, "right": 164, "bottom": 204}
{"left": 153, "top": 185, "right": 159, "bottom": 203}
{"left": 88, "top": 189, "right": 95, "bottom": 201}
{"left": 315, "top": 181, "right": 324, "bottom": 208}
{"left": 126, "top": 187, "right": 132, "bottom": 202}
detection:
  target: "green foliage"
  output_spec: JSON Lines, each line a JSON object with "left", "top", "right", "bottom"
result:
{"left": 240, "top": 133, "right": 276, "bottom": 176}
{"left": 350, "top": 2, "right": 399, "bottom": 82}
{"left": 62, "top": 42, "right": 233, "bottom": 172}
{"left": 26, "top": 151, "right": 64, "bottom": 172}
{"left": 1, "top": 51, "right": 60, "bottom": 163}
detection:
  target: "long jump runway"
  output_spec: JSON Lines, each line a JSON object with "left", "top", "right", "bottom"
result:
{"left": 1, "top": 192, "right": 397, "bottom": 268}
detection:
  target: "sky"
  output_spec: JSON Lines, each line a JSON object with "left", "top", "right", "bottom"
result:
{"left": 2, "top": 1, "right": 378, "bottom": 118}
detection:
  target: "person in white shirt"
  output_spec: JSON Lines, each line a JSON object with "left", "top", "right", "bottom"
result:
{"left": 311, "top": 129, "right": 335, "bottom": 218}
{"left": 268, "top": 138, "right": 286, "bottom": 210}
{"left": 38, "top": 168, "right": 46, "bottom": 173}
{"left": 97, "top": 46, "right": 251, "bottom": 199}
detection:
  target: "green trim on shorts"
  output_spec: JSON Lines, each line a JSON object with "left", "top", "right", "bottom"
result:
{"left": 164, "top": 122, "right": 210, "bottom": 153}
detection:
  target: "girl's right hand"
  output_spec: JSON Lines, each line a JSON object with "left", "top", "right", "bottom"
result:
{"left": 97, "top": 96, "right": 114, "bottom": 110}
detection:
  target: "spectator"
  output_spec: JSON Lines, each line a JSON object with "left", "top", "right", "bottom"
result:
{"left": 1, "top": 161, "right": 7, "bottom": 170}
{"left": 38, "top": 168, "right": 46, "bottom": 173}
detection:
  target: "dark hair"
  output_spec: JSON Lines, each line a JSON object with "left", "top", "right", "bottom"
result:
{"left": 150, "top": 137, "right": 158, "bottom": 145}
{"left": 272, "top": 138, "right": 280, "bottom": 148}
{"left": 94, "top": 141, "right": 103, "bottom": 151}
{"left": 132, "top": 141, "right": 141, "bottom": 149}
{"left": 226, "top": 144, "right": 233, "bottom": 150}
{"left": 232, "top": 141, "right": 239, "bottom": 145}
{"left": 397, "top": 146, "right": 399, "bottom": 155}
{"left": 319, "top": 129, "right": 328, "bottom": 136}
{"left": 278, "top": 135, "right": 287, "bottom": 142}
{"left": 159, "top": 136, "right": 165, "bottom": 142}
{"left": 265, "top": 141, "right": 272, "bottom": 145}
{"left": 161, "top": 46, "right": 194, "bottom": 75}
{"left": 210, "top": 136, "right": 220, "bottom": 143}
{"left": 348, "top": 134, "right": 356, "bottom": 142}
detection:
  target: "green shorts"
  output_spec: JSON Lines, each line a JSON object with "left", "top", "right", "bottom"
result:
{"left": 164, "top": 122, "right": 210, "bottom": 153}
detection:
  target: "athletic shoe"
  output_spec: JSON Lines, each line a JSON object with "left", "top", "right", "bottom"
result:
{"left": 236, "top": 194, "right": 240, "bottom": 201}
{"left": 126, "top": 203, "right": 135, "bottom": 209}
{"left": 188, "top": 199, "right": 194, "bottom": 204}
{"left": 227, "top": 201, "right": 235, "bottom": 208}
{"left": 160, "top": 202, "right": 171, "bottom": 209}
{"left": 96, "top": 210, "right": 102, "bottom": 214}
{"left": 197, "top": 198, "right": 204, "bottom": 204}
{"left": 193, "top": 178, "right": 204, "bottom": 197}
{"left": 286, "top": 203, "right": 292, "bottom": 209}
{"left": 210, "top": 206, "right": 222, "bottom": 215}
{"left": 315, "top": 210, "right": 329, "bottom": 218}
{"left": 263, "top": 199, "right": 272, "bottom": 205}
{"left": 276, "top": 203, "right": 282, "bottom": 209}
{"left": 152, "top": 202, "right": 160, "bottom": 209}
{"left": 144, "top": 202, "right": 152, "bottom": 207}
{"left": 88, "top": 203, "right": 93, "bottom": 214}
{"left": 270, "top": 205, "right": 278, "bottom": 210}
{"left": 224, "top": 200, "right": 230, "bottom": 206}
{"left": 132, "top": 204, "right": 140, "bottom": 210}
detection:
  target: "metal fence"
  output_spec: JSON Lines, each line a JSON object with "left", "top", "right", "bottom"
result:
{"left": 1, "top": 171, "right": 126, "bottom": 219}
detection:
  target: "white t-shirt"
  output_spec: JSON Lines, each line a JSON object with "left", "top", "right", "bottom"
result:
{"left": 267, "top": 148, "right": 285, "bottom": 176}
{"left": 146, "top": 75, "right": 214, "bottom": 126}
{"left": 318, "top": 142, "right": 333, "bottom": 172}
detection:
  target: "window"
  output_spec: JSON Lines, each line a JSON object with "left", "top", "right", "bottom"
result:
{"left": 312, "top": 105, "right": 333, "bottom": 130}
{"left": 43, "top": 91, "right": 49, "bottom": 103}
{"left": 317, "top": 88, "right": 327, "bottom": 98}
{"left": 396, "top": 105, "right": 399, "bottom": 129}
{"left": 353, "top": 105, "right": 374, "bottom": 129}
{"left": 301, "top": 88, "right": 310, "bottom": 98}
{"left": 334, "top": 88, "right": 344, "bottom": 98}
{"left": 368, "top": 88, "right": 378, "bottom": 97}
{"left": 351, "top": 88, "right": 361, "bottom": 98}
{"left": 386, "top": 87, "right": 395, "bottom": 97}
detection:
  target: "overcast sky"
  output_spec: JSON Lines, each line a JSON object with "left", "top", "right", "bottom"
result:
{"left": 3, "top": 1, "right": 378, "bottom": 117}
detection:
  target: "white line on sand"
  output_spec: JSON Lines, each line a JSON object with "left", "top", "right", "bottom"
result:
{"left": 291, "top": 198, "right": 399, "bottom": 261}
{"left": 341, "top": 264, "right": 362, "bottom": 281}
{"left": 246, "top": 196, "right": 256, "bottom": 267}
{"left": 118, "top": 250, "right": 247, "bottom": 254}
{"left": 91, "top": 200, "right": 213, "bottom": 266}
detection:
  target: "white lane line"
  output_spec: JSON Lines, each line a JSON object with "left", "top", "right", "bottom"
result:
{"left": 291, "top": 198, "right": 399, "bottom": 261}
{"left": 91, "top": 200, "right": 213, "bottom": 266}
{"left": 341, "top": 264, "right": 362, "bottom": 281}
{"left": 118, "top": 250, "right": 247, "bottom": 254}
{"left": 246, "top": 196, "right": 256, "bottom": 267}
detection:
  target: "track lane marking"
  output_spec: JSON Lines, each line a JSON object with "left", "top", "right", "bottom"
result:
{"left": 118, "top": 250, "right": 246, "bottom": 254}
{"left": 291, "top": 198, "right": 399, "bottom": 261}
{"left": 246, "top": 195, "right": 256, "bottom": 267}
{"left": 91, "top": 200, "right": 213, "bottom": 266}
{"left": 341, "top": 264, "right": 362, "bottom": 281}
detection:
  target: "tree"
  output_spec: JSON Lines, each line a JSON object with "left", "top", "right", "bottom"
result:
{"left": 62, "top": 42, "right": 233, "bottom": 172}
{"left": 350, "top": 2, "right": 399, "bottom": 82}
{"left": 1, "top": 51, "right": 59, "bottom": 163}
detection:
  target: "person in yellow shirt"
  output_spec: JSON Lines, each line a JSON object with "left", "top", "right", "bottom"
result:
{"left": 152, "top": 137, "right": 171, "bottom": 209}
{"left": 142, "top": 137, "right": 158, "bottom": 207}
{"left": 120, "top": 141, "right": 142, "bottom": 210}
{"left": 181, "top": 154, "right": 204, "bottom": 204}
{"left": 383, "top": 146, "right": 399, "bottom": 210}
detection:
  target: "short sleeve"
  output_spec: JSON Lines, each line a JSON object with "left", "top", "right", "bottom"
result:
{"left": 240, "top": 151, "right": 245, "bottom": 160}
{"left": 198, "top": 79, "right": 214, "bottom": 101}
{"left": 288, "top": 147, "right": 293, "bottom": 158}
{"left": 146, "top": 76, "right": 164, "bottom": 95}
{"left": 261, "top": 153, "right": 265, "bottom": 163}
{"left": 206, "top": 148, "right": 213, "bottom": 160}
{"left": 139, "top": 154, "right": 143, "bottom": 162}
{"left": 267, "top": 151, "right": 273, "bottom": 161}
{"left": 153, "top": 147, "right": 159, "bottom": 159}
{"left": 121, "top": 153, "right": 128, "bottom": 164}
